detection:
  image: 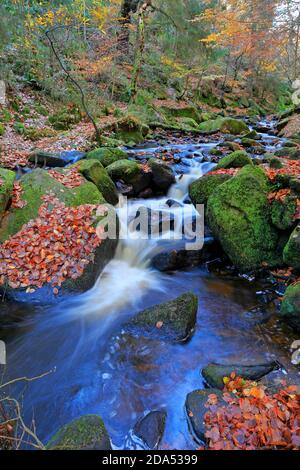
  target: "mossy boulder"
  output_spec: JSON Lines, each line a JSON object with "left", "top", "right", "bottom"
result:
{"left": 207, "top": 166, "right": 281, "bottom": 270}
{"left": 47, "top": 415, "right": 111, "bottom": 450}
{"left": 0, "top": 168, "right": 15, "bottom": 220}
{"left": 271, "top": 195, "right": 298, "bottom": 231}
{"left": 124, "top": 292, "right": 198, "bottom": 343}
{"left": 283, "top": 224, "right": 300, "bottom": 268}
{"left": 156, "top": 102, "right": 202, "bottom": 123}
{"left": 198, "top": 118, "right": 249, "bottom": 135}
{"left": 107, "top": 159, "right": 150, "bottom": 194}
{"left": 112, "top": 115, "right": 149, "bottom": 144}
{"left": 202, "top": 362, "right": 279, "bottom": 390}
{"left": 0, "top": 168, "right": 105, "bottom": 242}
{"left": 268, "top": 157, "right": 283, "bottom": 169}
{"left": 189, "top": 173, "right": 232, "bottom": 206}
{"left": 86, "top": 147, "right": 128, "bottom": 167}
{"left": 280, "top": 283, "right": 300, "bottom": 332}
{"left": 241, "top": 137, "right": 260, "bottom": 148}
{"left": 148, "top": 158, "right": 175, "bottom": 193}
{"left": 216, "top": 150, "right": 252, "bottom": 170}
{"left": 0, "top": 124, "right": 5, "bottom": 136}
{"left": 75, "top": 159, "right": 118, "bottom": 206}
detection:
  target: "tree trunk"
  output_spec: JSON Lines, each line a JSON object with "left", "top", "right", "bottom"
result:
{"left": 118, "top": 0, "right": 141, "bottom": 56}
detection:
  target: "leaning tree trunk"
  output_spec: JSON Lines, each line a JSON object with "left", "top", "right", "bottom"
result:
{"left": 130, "top": 2, "right": 148, "bottom": 101}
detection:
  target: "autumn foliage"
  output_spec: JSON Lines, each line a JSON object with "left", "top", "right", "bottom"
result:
{"left": 204, "top": 374, "right": 300, "bottom": 450}
{"left": 0, "top": 193, "right": 104, "bottom": 292}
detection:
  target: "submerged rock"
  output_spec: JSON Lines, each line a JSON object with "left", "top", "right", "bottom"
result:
{"left": 207, "top": 165, "right": 281, "bottom": 270}
{"left": 202, "top": 362, "right": 279, "bottom": 390}
{"left": 185, "top": 389, "right": 225, "bottom": 443}
{"left": 0, "top": 168, "right": 15, "bottom": 220}
{"left": 124, "top": 292, "right": 198, "bottom": 343}
{"left": 133, "top": 411, "right": 166, "bottom": 449}
{"left": 47, "top": 415, "right": 111, "bottom": 450}
{"left": 216, "top": 150, "right": 252, "bottom": 170}
{"left": 280, "top": 283, "right": 300, "bottom": 332}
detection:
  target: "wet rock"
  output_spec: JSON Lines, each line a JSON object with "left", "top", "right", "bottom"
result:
{"left": 0, "top": 168, "right": 15, "bottom": 220}
{"left": 280, "top": 283, "right": 300, "bottom": 332}
{"left": 133, "top": 206, "right": 175, "bottom": 235}
{"left": 216, "top": 150, "right": 252, "bottom": 170}
{"left": 148, "top": 158, "right": 176, "bottom": 193}
{"left": 185, "top": 389, "right": 224, "bottom": 443}
{"left": 29, "top": 150, "right": 67, "bottom": 168}
{"left": 133, "top": 411, "right": 166, "bottom": 449}
{"left": 75, "top": 159, "right": 119, "bottom": 206}
{"left": 124, "top": 292, "right": 198, "bottom": 343}
{"left": 207, "top": 165, "right": 281, "bottom": 270}
{"left": 86, "top": 147, "right": 128, "bottom": 167}
{"left": 47, "top": 415, "right": 111, "bottom": 450}
{"left": 202, "top": 362, "right": 279, "bottom": 390}
{"left": 189, "top": 174, "right": 232, "bottom": 206}
{"left": 283, "top": 224, "right": 300, "bottom": 268}
{"left": 221, "top": 141, "right": 241, "bottom": 152}
{"left": 116, "top": 181, "right": 134, "bottom": 197}
{"left": 107, "top": 159, "right": 151, "bottom": 195}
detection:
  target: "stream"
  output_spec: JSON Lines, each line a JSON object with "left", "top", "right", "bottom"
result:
{"left": 1, "top": 121, "right": 299, "bottom": 450}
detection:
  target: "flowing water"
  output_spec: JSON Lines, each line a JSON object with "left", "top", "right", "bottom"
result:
{"left": 0, "top": 124, "right": 299, "bottom": 450}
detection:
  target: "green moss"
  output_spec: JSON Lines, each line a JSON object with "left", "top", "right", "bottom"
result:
{"left": 76, "top": 159, "right": 118, "bottom": 205}
{"left": 0, "top": 124, "right": 5, "bottom": 136}
{"left": 48, "top": 107, "right": 81, "bottom": 130}
{"left": 269, "top": 157, "right": 283, "bottom": 169}
{"left": 241, "top": 138, "right": 260, "bottom": 148}
{"left": 280, "top": 283, "right": 300, "bottom": 332}
{"left": 112, "top": 115, "right": 149, "bottom": 144}
{"left": 271, "top": 195, "right": 297, "bottom": 230}
{"left": 216, "top": 150, "right": 252, "bottom": 170}
{"left": 86, "top": 147, "right": 128, "bottom": 167}
{"left": 0, "top": 169, "right": 104, "bottom": 241}
{"left": 207, "top": 165, "right": 281, "bottom": 270}
{"left": 283, "top": 224, "right": 300, "bottom": 268}
{"left": 47, "top": 415, "right": 111, "bottom": 450}
{"left": 24, "top": 127, "right": 56, "bottom": 141}
{"left": 106, "top": 159, "right": 140, "bottom": 182}
{"left": 189, "top": 174, "right": 232, "bottom": 206}
{"left": 198, "top": 117, "right": 249, "bottom": 135}
{"left": 0, "top": 109, "right": 12, "bottom": 123}
{"left": 13, "top": 121, "right": 25, "bottom": 134}
{"left": 158, "top": 104, "right": 202, "bottom": 123}
{"left": 0, "top": 168, "right": 15, "bottom": 219}
{"left": 125, "top": 292, "right": 198, "bottom": 343}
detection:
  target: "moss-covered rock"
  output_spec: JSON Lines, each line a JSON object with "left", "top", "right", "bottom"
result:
{"left": 271, "top": 195, "right": 298, "bottom": 231}
{"left": 107, "top": 159, "right": 150, "bottom": 194}
{"left": 0, "top": 169, "right": 105, "bottom": 242}
{"left": 0, "top": 168, "right": 15, "bottom": 220}
{"left": 202, "top": 362, "right": 279, "bottom": 390}
{"left": 198, "top": 117, "right": 250, "bottom": 135}
{"left": 148, "top": 158, "right": 175, "bottom": 193}
{"left": 241, "top": 137, "right": 260, "bottom": 148}
{"left": 47, "top": 415, "right": 111, "bottom": 450}
{"left": 280, "top": 283, "right": 300, "bottom": 332}
{"left": 216, "top": 150, "right": 252, "bottom": 170}
{"left": 207, "top": 166, "right": 281, "bottom": 270}
{"left": 124, "top": 292, "right": 198, "bottom": 343}
{"left": 156, "top": 102, "right": 202, "bottom": 123}
{"left": 75, "top": 159, "right": 118, "bottom": 206}
{"left": 86, "top": 147, "right": 128, "bottom": 167}
{"left": 189, "top": 173, "right": 232, "bottom": 206}
{"left": 268, "top": 157, "right": 283, "bottom": 169}
{"left": 0, "top": 123, "right": 5, "bottom": 136}
{"left": 283, "top": 224, "right": 300, "bottom": 268}
{"left": 274, "top": 147, "right": 296, "bottom": 158}
{"left": 112, "top": 115, "right": 149, "bottom": 144}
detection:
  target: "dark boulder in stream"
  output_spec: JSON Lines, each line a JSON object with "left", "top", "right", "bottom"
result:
{"left": 185, "top": 389, "right": 225, "bottom": 443}
{"left": 133, "top": 410, "right": 166, "bottom": 449}
{"left": 280, "top": 283, "right": 300, "bottom": 332}
{"left": 148, "top": 158, "right": 176, "bottom": 192}
{"left": 124, "top": 292, "right": 198, "bottom": 343}
{"left": 202, "top": 362, "right": 280, "bottom": 390}
{"left": 47, "top": 415, "right": 111, "bottom": 450}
